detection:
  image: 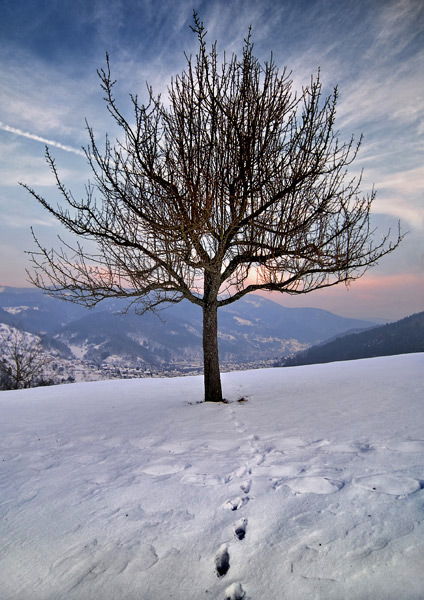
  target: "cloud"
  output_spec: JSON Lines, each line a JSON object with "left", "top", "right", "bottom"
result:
{"left": 370, "top": 0, "right": 424, "bottom": 60}
{"left": 375, "top": 165, "right": 424, "bottom": 197}
{"left": 0, "top": 41, "right": 103, "bottom": 146}
{"left": 0, "top": 122, "right": 85, "bottom": 156}
{"left": 1, "top": 214, "right": 55, "bottom": 229}
{"left": 336, "top": 1, "right": 424, "bottom": 132}
{"left": 359, "top": 165, "right": 424, "bottom": 229}
{"left": 337, "top": 57, "right": 424, "bottom": 133}
{"left": 0, "top": 137, "right": 89, "bottom": 191}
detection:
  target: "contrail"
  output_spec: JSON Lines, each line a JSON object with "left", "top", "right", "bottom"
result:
{"left": 0, "top": 121, "right": 85, "bottom": 156}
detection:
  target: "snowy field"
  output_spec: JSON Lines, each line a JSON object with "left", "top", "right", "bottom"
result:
{"left": 1, "top": 354, "right": 423, "bottom": 600}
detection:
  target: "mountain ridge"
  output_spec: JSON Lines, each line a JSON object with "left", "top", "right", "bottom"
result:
{"left": 0, "top": 286, "right": 378, "bottom": 369}
{"left": 282, "top": 311, "right": 424, "bottom": 367}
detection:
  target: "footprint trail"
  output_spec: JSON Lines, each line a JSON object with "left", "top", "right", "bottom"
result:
{"left": 215, "top": 543, "right": 230, "bottom": 577}
{"left": 225, "top": 582, "right": 246, "bottom": 599}
{"left": 233, "top": 518, "right": 248, "bottom": 540}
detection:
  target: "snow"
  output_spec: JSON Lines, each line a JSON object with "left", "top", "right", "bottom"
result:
{"left": 0, "top": 353, "right": 423, "bottom": 599}
{"left": 233, "top": 317, "right": 254, "bottom": 326}
{"left": 3, "top": 306, "right": 39, "bottom": 314}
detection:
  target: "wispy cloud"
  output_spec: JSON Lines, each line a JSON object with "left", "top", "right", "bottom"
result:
{"left": 0, "top": 122, "right": 85, "bottom": 156}
{"left": 336, "top": 0, "right": 424, "bottom": 133}
{"left": 358, "top": 164, "right": 424, "bottom": 229}
{"left": 2, "top": 213, "right": 56, "bottom": 229}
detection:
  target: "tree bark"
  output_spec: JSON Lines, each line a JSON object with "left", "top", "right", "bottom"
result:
{"left": 203, "top": 300, "right": 223, "bottom": 402}
{"left": 203, "top": 272, "right": 223, "bottom": 402}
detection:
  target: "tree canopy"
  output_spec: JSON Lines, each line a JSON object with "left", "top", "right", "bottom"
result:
{"left": 24, "top": 14, "right": 402, "bottom": 401}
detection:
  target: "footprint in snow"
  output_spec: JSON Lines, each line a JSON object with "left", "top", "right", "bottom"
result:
{"left": 215, "top": 543, "right": 230, "bottom": 577}
{"left": 225, "top": 582, "right": 246, "bottom": 600}
{"left": 353, "top": 474, "right": 421, "bottom": 495}
{"left": 233, "top": 419, "right": 247, "bottom": 433}
{"left": 240, "top": 479, "right": 251, "bottom": 494}
{"left": 233, "top": 465, "right": 252, "bottom": 479}
{"left": 233, "top": 518, "right": 248, "bottom": 540}
{"left": 223, "top": 496, "right": 249, "bottom": 511}
{"left": 223, "top": 467, "right": 252, "bottom": 492}
{"left": 253, "top": 453, "right": 266, "bottom": 465}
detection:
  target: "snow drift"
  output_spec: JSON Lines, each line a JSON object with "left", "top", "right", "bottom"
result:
{"left": 0, "top": 354, "right": 423, "bottom": 599}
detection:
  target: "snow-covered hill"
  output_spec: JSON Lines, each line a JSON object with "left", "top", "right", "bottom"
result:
{"left": 1, "top": 354, "right": 423, "bottom": 599}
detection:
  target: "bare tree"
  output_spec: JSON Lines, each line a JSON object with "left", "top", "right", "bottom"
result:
{"left": 23, "top": 15, "right": 401, "bottom": 402}
{"left": 0, "top": 327, "right": 51, "bottom": 390}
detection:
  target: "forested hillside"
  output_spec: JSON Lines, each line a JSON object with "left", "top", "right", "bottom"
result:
{"left": 283, "top": 312, "right": 424, "bottom": 367}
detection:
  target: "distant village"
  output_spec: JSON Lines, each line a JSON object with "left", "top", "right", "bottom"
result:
{"left": 48, "top": 353, "right": 279, "bottom": 385}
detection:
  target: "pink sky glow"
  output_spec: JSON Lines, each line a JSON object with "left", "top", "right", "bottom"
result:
{"left": 262, "top": 273, "right": 424, "bottom": 322}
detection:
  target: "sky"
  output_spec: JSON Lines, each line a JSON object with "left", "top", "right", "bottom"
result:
{"left": 0, "top": 0, "right": 423, "bottom": 321}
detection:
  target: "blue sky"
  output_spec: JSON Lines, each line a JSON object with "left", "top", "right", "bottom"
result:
{"left": 0, "top": 0, "right": 423, "bottom": 320}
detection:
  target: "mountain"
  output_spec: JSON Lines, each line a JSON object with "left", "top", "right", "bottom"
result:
{"left": 0, "top": 287, "right": 89, "bottom": 333}
{"left": 283, "top": 311, "right": 424, "bottom": 367}
{"left": 0, "top": 287, "right": 376, "bottom": 369}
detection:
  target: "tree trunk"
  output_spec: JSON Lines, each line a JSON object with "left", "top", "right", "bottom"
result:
{"left": 202, "top": 272, "right": 223, "bottom": 402}
{"left": 203, "top": 300, "right": 223, "bottom": 402}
